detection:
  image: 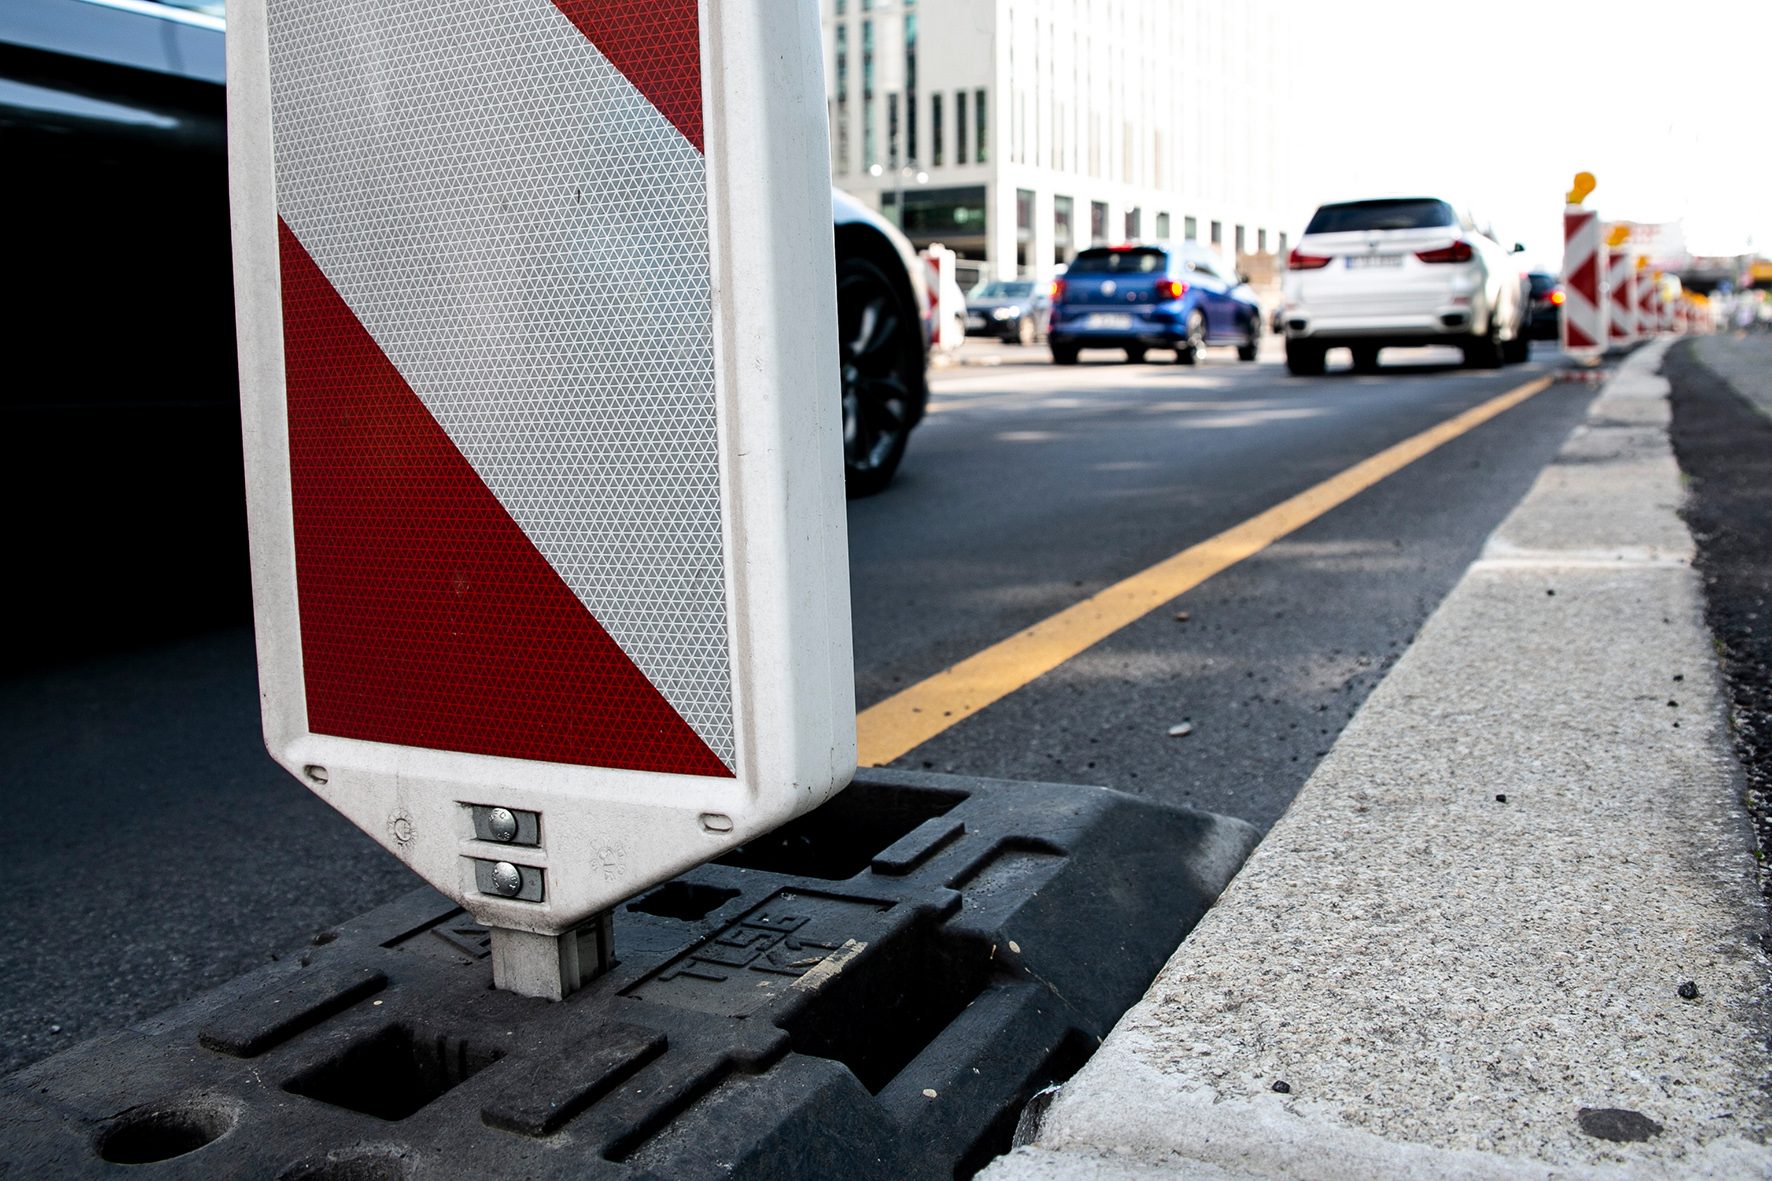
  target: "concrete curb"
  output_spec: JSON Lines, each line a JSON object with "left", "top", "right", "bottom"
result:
{"left": 982, "top": 341, "right": 1772, "bottom": 1180}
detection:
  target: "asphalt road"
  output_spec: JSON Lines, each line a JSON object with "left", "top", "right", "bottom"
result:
{"left": 0, "top": 335, "right": 1595, "bottom": 1075}
{"left": 854, "top": 336, "right": 1592, "bottom": 827}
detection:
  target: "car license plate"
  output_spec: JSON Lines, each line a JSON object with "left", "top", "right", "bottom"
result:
{"left": 1346, "top": 254, "right": 1404, "bottom": 269}
{"left": 1085, "top": 313, "right": 1133, "bottom": 329}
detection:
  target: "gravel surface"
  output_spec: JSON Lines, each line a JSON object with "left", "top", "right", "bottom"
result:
{"left": 1668, "top": 333, "right": 1772, "bottom": 921}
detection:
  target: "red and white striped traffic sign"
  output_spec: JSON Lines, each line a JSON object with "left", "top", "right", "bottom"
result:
{"left": 1638, "top": 267, "right": 1659, "bottom": 338}
{"left": 229, "top": 0, "right": 852, "bottom": 995}
{"left": 1606, "top": 246, "right": 1637, "bottom": 347}
{"left": 1560, "top": 205, "right": 1605, "bottom": 354}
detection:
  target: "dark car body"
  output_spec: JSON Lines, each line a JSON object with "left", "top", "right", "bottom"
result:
{"left": 965, "top": 279, "right": 1048, "bottom": 344}
{"left": 1046, "top": 243, "right": 1263, "bottom": 364}
{"left": 1, "top": 2, "right": 927, "bottom": 657}
{"left": 1525, "top": 270, "right": 1564, "bottom": 341}
{"left": 2, "top": 0, "right": 237, "bottom": 657}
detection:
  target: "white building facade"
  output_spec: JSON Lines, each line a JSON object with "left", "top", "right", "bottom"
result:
{"left": 823, "top": 0, "right": 1300, "bottom": 285}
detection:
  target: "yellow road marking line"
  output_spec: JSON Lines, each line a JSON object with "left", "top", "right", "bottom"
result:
{"left": 857, "top": 375, "right": 1556, "bottom": 767}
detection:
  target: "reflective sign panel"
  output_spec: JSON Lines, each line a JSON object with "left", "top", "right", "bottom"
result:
{"left": 230, "top": 0, "right": 853, "bottom": 939}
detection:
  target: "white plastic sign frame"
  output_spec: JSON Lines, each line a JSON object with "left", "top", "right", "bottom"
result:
{"left": 228, "top": 0, "right": 853, "bottom": 939}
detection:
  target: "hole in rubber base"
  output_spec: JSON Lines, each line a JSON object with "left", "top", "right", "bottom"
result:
{"left": 627, "top": 881, "right": 740, "bottom": 922}
{"left": 717, "top": 783, "right": 964, "bottom": 880}
{"left": 284, "top": 1025, "right": 503, "bottom": 1122}
{"left": 95, "top": 1096, "right": 240, "bottom": 1164}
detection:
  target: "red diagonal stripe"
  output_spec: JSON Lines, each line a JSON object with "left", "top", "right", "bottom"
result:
{"left": 1565, "top": 319, "right": 1597, "bottom": 349}
{"left": 277, "top": 218, "right": 731, "bottom": 778}
{"left": 1568, "top": 251, "right": 1599, "bottom": 302}
{"left": 552, "top": 0, "right": 703, "bottom": 152}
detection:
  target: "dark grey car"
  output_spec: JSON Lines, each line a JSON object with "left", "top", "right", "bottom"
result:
{"left": 965, "top": 279, "right": 1049, "bottom": 345}
{"left": 1, "top": 1, "right": 931, "bottom": 658}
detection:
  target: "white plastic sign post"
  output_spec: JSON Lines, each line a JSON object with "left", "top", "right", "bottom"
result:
{"left": 227, "top": 0, "right": 853, "bottom": 998}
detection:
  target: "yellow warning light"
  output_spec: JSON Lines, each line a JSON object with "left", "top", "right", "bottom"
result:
{"left": 1605, "top": 224, "right": 1631, "bottom": 247}
{"left": 1636, "top": 256, "right": 1650, "bottom": 270}
{"left": 1566, "top": 171, "right": 1597, "bottom": 205}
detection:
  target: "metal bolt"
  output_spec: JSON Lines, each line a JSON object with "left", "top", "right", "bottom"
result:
{"left": 487, "top": 807, "right": 519, "bottom": 842}
{"left": 489, "top": 862, "right": 523, "bottom": 898}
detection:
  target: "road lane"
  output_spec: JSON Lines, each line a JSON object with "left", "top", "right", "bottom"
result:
{"left": 851, "top": 343, "right": 1597, "bottom": 824}
{"left": 0, "top": 340, "right": 1595, "bottom": 1074}
{"left": 858, "top": 373, "right": 1555, "bottom": 766}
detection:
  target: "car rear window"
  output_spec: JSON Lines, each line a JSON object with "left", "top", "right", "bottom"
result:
{"left": 1305, "top": 199, "right": 1456, "bottom": 234}
{"left": 975, "top": 281, "right": 1037, "bottom": 297}
{"left": 1527, "top": 273, "right": 1559, "bottom": 295}
{"left": 1067, "top": 247, "right": 1167, "bottom": 275}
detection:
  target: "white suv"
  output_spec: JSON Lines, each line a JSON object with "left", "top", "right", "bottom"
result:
{"left": 1281, "top": 197, "right": 1529, "bottom": 375}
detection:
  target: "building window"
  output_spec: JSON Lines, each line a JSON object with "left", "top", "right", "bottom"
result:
{"left": 1016, "top": 188, "right": 1035, "bottom": 273}
{"left": 1054, "top": 194, "right": 1075, "bottom": 263}
{"left": 862, "top": 19, "right": 876, "bottom": 169}
{"left": 904, "top": 11, "right": 918, "bottom": 164}
{"left": 974, "top": 88, "right": 988, "bottom": 164}
{"left": 1258, "top": 228, "right": 1268, "bottom": 253}
{"left": 1210, "top": 220, "right": 1223, "bottom": 246}
{"left": 834, "top": 24, "right": 849, "bottom": 175}
{"left": 1279, "top": 232, "right": 1290, "bottom": 256}
{"left": 1234, "top": 225, "right": 1246, "bottom": 255}
{"left": 1155, "top": 212, "right": 1171, "bottom": 239}
{"left": 1184, "top": 216, "right": 1197, "bottom": 241}
{"left": 931, "top": 92, "right": 943, "bottom": 167}
{"left": 956, "top": 90, "right": 968, "bottom": 164}
{"left": 1090, "top": 200, "right": 1107, "bottom": 247}
{"left": 895, "top": 184, "right": 987, "bottom": 243}
{"left": 888, "top": 92, "right": 899, "bottom": 165}
{"left": 1125, "top": 207, "right": 1141, "bottom": 240}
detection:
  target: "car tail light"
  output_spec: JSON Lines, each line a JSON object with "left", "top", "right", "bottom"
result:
{"left": 1549, "top": 290, "right": 1566, "bottom": 306}
{"left": 1052, "top": 278, "right": 1067, "bottom": 302}
{"left": 1287, "top": 248, "right": 1332, "bottom": 271}
{"left": 1154, "top": 278, "right": 1188, "bottom": 301}
{"left": 1416, "top": 240, "right": 1475, "bottom": 264}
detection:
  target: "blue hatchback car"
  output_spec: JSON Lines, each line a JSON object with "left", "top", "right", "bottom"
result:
{"left": 1048, "top": 243, "right": 1264, "bottom": 365}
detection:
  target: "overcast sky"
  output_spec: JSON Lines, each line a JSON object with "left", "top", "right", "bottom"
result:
{"left": 1283, "top": 0, "right": 1769, "bottom": 268}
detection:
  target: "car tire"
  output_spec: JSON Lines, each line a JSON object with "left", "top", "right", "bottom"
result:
{"left": 1051, "top": 343, "right": 1080, "bottom": 365}
{"left": 1350, "top": 345, "right": 1381, "bottom": 374}
{"left": 1237, "top": 315, "right": 1260, "bottom": 362}
{"left": 1285, "top": 339, "right": 1326, "bottom": 376}
{"left": 1125, "top": 346, "right": 1148, "bottom": 364}
{"left": 1175, "top": 311, "right": 1206, "bottom": 365}
{"left": 838, "top": 256, "right": 920, "bottom": 497}
{"left": 1462, "top": 315, "right": 1504, "bottom": 369}
{"left": 1501, "top": 315, "right": 1530, "bottom": 364}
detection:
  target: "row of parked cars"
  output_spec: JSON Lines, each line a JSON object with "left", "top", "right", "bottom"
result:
{"left": 962, "top": 197, "right": 1564, "bottom": 378}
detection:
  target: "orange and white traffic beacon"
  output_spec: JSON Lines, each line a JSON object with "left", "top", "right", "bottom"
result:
{"left": 227, "top": 0, "right": 853, "bottom": 999}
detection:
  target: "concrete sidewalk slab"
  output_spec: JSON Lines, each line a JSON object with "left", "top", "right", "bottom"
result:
{"left": 982, "top": 341, "right": 1772, "bottom": 1180}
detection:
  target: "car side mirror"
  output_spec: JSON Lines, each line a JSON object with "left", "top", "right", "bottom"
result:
{"left": 1236, "top": 272, "right": 1250, "bottom": 285}
{"left": 1511, "top": 242, "right": 1526, "bottom": 254}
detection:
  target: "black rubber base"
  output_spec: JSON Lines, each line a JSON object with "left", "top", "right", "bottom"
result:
{"left": 0, "top": 769, "right": 1256, "bottom": 1180}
